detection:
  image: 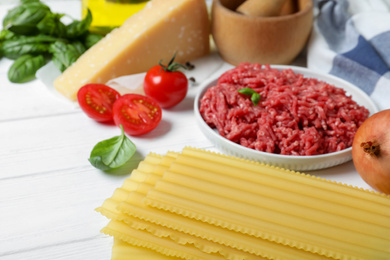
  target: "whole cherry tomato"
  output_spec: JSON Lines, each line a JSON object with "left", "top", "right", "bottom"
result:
{"left": 143, "top": 55, "right": 188, "bottom": 108}
{"left": 77, "top": 83, "right": 121, "bottom": 122}
{"left": 112, "top": 94, "right": 162, "bottom": 136}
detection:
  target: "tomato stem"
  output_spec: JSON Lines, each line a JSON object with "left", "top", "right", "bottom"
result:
{"left": 361, "top": 141, "right": 381, "bottom": 157}
{"left": 158, "top": 52, "right": 188, "bottom": 72}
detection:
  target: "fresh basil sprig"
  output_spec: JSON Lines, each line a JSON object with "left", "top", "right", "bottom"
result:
{"left": 0, "top": 29, "right": 16, "bottom": 41}
{"left": 49, "top": 41, "right": 86, "bottom": 72}
{"left": 37, "top": 12, "right": 67, "bottom": 37}
{"left": 3, "top": 2, "right": 51, "bottom": 35}
{"left": 83, "top": 33, "right": 104, "bottom": 49}
{"left": 66, "top": 9, "right": 92, "bottom": 39}
{"left": 21, "top": 0, "right": 41, "bottom": 3}
{"left": 8, "top": 54, "right": 46, "bottom": 83}
{"left": 2, "top": 34, "right": 59, "bottom": 59}
{"left": 89, "top": 125, "right": 137, "bottom": 171}
{"left": 0, "top": 0, "right": 101, "bottom": 83}
{"left": 238, "top": 88, "right": 261, "bottom": 106}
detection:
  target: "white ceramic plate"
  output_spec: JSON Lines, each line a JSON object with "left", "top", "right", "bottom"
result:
{"left": 194, "top": 65, "right": 379, "bottom": 171}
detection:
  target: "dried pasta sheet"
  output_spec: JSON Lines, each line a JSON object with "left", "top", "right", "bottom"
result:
{"left": 103, "top": 220, "right": 232, "bottom": 260}
{"left": 111, "top": 239, "right": 176, "bottom": 260}
{"left": 96, "top": 147, "right": 390, "bottom": 260}
{"left": 104, "top": 216, "right": 272, "bottom": 260}
{"left": 96, "top": 152, "right": 175, "bottom": 220}
{"left": 98, "top": 154, "right": 274, "bottom": 259}
{"left": 142, "top": 147, "right": 390, "bottom": 260}
{"left": 98, "top": 152, "right": 255, "bottom": 259}
{"left": 117, "top": 165, "right": 329, "bottom": 259}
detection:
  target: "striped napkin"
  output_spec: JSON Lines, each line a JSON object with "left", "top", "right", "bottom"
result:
{"left": 307, "top": 0, "right": 390, "bottom": 111}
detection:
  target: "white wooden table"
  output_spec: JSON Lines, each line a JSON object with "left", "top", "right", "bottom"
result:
{"left": 0, "top": 1, "right": 375, "bottom": 259}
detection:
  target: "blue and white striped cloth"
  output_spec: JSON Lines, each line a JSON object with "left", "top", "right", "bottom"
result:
{"left": 307, "top": 0, "right": 390, "bottom": 111}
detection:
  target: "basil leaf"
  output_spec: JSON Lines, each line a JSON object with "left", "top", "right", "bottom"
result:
{"left": 8, "top": 54, "right": 46, "bottom": 83}
{"left": 72, "top": 41, "right": 87, "bottom": 54}
{"left": 1, "top": 1, "right": 97, "bottom": 83}
{"left": 238, "top": 87, "right": 261, "bottom": 106}
{"left": 0, "top": 29, "right": 17, "bottom": 41}
{"left": 252, "top": 94, "right": 261, "bottom": 106}
{"left": 89, "top": 125, "right": 137, "bottom": 171}
{"left": 238, "top": 87, "right": 256, "bottom": 96}
{"left": 37, "top": 12, "right": 67, "bottom": 37}
{"left": 2, "top": 34, "right": 59, "bottom": 59}
{"left": 83, "top": 32, "right": 103, "bottom": 49}
{"left": 66, "top": 9, "right": 92, "bottom": 39}
{"left": 21, "top": 0, "right": 41, "bottom": 3}
{"left": 49, "top": 40, "right": 86, "bottom": 72}
{"left": 88, "top": 157, "right": 112, "bottom": 171}
{"left": 3, "top": 2, "right": 51, "bottom": 35}
{"left": 3, "top": 5, "right": 26, "bottom": 27}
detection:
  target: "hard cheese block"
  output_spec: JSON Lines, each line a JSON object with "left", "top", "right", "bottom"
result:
{"left": 54, "top": 0, "right": 210, "bottom": 101}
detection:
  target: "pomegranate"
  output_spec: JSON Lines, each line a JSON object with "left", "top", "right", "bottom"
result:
{"left": 352, "top": 109, "right": 390, "bottom": 195}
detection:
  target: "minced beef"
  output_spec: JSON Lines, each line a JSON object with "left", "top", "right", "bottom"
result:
{"left": 199, "top": 63, "right": 370, "bottom": 156}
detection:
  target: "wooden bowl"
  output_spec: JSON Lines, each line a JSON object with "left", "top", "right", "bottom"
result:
{"left": 211, "top": 0, "right": 313, "bottom": 65}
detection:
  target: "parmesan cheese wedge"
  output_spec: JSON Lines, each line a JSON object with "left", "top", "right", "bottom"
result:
{"left": 54, "top": 0, "right": 210, "bottom": 101}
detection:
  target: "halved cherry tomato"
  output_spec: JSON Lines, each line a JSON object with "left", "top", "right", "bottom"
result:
{"left": 112, "top": 94, "right": 162, "bottom": 136}
{"left": 77, "top": 84, "right": 120, "bottom": 122}
{"left": 143, "top": 55, "right": 188, "bottom": 108}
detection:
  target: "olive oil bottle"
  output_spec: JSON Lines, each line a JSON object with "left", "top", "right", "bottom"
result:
{"left": 82, "top": 0, "right": 149, "bottom": 34}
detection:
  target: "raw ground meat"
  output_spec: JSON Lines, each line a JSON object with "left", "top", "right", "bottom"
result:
{"left": 199, "top": 63, "right": 370, "bottom": 156}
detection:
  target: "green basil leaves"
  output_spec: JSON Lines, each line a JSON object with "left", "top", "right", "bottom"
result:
{"left": 2, "top": 34, "right": 59, "bottom": 59}
{"left": 8, "top": 54, "right": 46, "bottom": 83}
{"left": 3, "top": 2, "right": 51, "bottom": 35}
{"left": 238, "top": 88, "right": 261, "bottom": 106}
{"left": 37, "top": 13, "right": 67, "bottom": 37}
{"left": 49, "top": 41, "right": 86, "bottom": 72}
{"left": 0, "top": 0, "right": 103, "bottom": 83}
{"left": 89, "top": 125, "right": 137, "bottom": 171}
{"left": 66, "top": 9, "right": 93, "bottom": 39}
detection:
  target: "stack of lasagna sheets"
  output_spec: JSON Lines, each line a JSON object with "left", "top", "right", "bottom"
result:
{"left": 96, "top": 147, "right": 390, "bottom": 260}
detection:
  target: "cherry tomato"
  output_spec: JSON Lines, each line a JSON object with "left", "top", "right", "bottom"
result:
{"left": 112, "top": 94, "right": 162, "bottom": 136}
{"left": 77, "top": 84, "right": 121, "bottom": 122}
{"left": 143, "top": 64, "right": 188, "bottom": 109}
